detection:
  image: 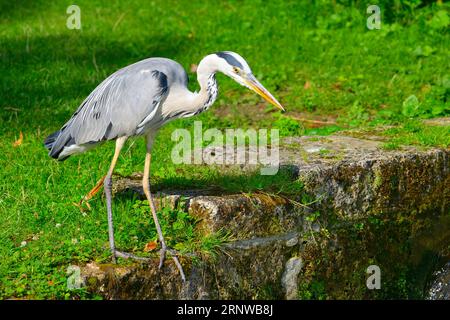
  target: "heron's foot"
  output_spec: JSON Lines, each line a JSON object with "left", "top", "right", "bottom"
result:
{"left": 112, "top": 248, "right": 186, "bottom": 282}
{"left": 114, "top": 250, "right": 152, "bottom": 262}
{"left": 158, "top": 243, "right": 186, "bottom": 282}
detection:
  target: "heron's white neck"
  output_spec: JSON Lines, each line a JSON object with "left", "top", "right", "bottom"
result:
{"left": 162, "top": 55, "right": 220, "bottom": 120}
{"left": 192, "top": 55, "right": 219, "bottom": 113}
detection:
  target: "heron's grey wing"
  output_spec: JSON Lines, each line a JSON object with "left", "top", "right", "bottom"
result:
{"left": 72, "top": 69, "right": 168, "bottom": 143}
{"left": 49, "top": 68, "right": 168, "bottom": 159}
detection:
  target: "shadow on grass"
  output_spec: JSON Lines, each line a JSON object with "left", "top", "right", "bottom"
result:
{"left": 111, "top": 164, "right": 303, "bottom": 200}
{"left": 0, "top": 0, "right": 50, "bottom": 21}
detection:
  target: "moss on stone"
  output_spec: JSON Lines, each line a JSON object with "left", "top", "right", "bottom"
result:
{"left": 296, "top": 209, "right": 450, "bottom": 299}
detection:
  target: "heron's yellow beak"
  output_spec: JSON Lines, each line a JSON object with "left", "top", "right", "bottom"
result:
{"left": 245, "top": 75, "right": 285, "bottom": 112}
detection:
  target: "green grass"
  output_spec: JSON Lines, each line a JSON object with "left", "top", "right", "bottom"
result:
{"left": 0, "top": 0, "right": 449, "bottom": 299}
{"left": 130, "top": 199, "right": 232, "bottom": 259}
{"left": 382, "top": 120, "right": 450, "bottom": 149}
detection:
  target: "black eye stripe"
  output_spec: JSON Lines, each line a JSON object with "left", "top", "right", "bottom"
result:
{"left": 216, "top": 52, "right": 244, "bottom": 70}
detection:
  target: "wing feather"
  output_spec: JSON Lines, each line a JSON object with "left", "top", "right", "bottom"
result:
{"left": 48, "top": 58, "right": 186, "bottom": 160}
{"left": 69, "top": 69, "right": 167, "bottom": 143}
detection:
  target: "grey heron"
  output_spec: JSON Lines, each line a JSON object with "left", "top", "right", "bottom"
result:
{"left": 44, "top": 51, "right": 285, "bottom": 281}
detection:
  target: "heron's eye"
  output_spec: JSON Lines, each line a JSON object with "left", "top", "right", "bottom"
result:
{"left": 233, "top": 67, "right": 240, "bottom": 74}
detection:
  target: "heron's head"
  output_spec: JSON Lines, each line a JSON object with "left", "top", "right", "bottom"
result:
{"left": 214, "top": 51, "right": 285, "bottom": 111}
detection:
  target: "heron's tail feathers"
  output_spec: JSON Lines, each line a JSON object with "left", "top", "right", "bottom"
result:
{"left": 44, "top": 130, "right": 74, "bottom": 161}
{"left": 44, "top": 130, "right": 60, "bottom": 151}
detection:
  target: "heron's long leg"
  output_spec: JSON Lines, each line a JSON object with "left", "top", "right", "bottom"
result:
{"left": 143, "top": 139, "right": 186, "bottom": 281}
{"left": 104, "top": 136, "right": 127, "bottom": 264}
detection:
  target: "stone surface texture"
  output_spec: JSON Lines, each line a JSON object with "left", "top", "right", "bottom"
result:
{"left": 82, "top": 132, "right": 449, "bottom": 299}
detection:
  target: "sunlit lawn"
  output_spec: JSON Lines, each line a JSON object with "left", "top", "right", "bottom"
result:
{"left": 0, "top": 0, "right": 448, "bottom": 298}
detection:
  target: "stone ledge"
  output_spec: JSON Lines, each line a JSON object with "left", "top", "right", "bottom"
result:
{"left": 84, "top": 132, "right": 450, "bottom": 299}
{"left": 112, "top": 135, "right": 449, "bottom": 235}
{"left": 81, "top": 231, "right": 301, "bottom": 299}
